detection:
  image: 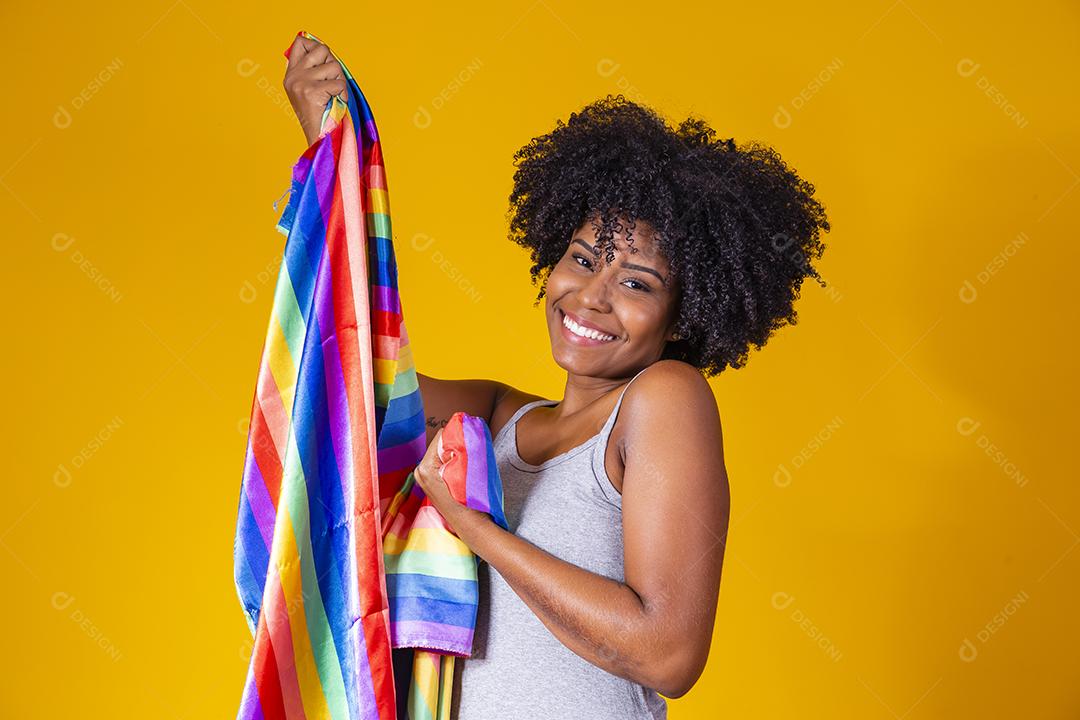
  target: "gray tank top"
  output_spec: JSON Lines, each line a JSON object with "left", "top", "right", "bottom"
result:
{"left": 451, "top": 367, "right": 668, "bottom": 720}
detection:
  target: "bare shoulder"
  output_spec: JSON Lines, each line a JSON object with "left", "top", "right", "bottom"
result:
{"left": 616, "top": 359, "right": 721, "bottom": 451}
{"left": 488, "top": 382, "right": 549, "bottom": 440}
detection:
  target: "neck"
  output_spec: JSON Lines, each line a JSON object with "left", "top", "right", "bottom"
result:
{"left": 553, "top": 368, "right": 643, "bottom": 417}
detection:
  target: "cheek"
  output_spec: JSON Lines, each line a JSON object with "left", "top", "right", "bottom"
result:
{"left": 545, "top": 263, "right": 574, "bottom": 293}
{"left": 617, "top": 299, "right": 671, "bottom": 337}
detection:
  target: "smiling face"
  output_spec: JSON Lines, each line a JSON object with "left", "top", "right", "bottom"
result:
{"left": 545, "top": 214, "right": 681, "bottom": 378}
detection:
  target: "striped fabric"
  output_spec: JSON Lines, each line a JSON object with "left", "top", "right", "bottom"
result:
{"left": 381, "top": 411, "right": 510, "bottom": 719}
{"left": 232, "top": 27, "right": 424, "bottom": 720}
{"left": 233, "top": 30, "right": 505, "bottom": 720}
{"left": 383, "top": 413, "right": 509, "bottom": 654}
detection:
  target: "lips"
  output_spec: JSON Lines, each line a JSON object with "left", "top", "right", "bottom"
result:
{"left": 561, "top": 306, "right": 613, "bottom": 334}
{"left": 558, "top": 308, "right": 619, "bottom": 343}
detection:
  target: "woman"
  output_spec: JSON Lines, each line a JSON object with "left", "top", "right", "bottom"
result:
{"left": 284, "top": 36, "right": 829, "bottom": 719}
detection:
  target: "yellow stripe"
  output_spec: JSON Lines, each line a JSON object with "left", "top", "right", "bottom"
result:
{"left": 373, "top": 356, "right": 397, "bottom": 386}
{"left": 437, "top": 655, "right": 455, "bottom": 720}
{"left": 368, "top": 188, "right": 390, "bottom": 215}
{"left": 275, "top": 493, "right": 332, "bottom": 719}
{"left": 266, "top": 312, "right": 298, "bottom": 417}
{"left": 396, "top": 339, "right": 415, "bottom": 369}
{"left": 384, "top": 527, "right": 471, "bottom": 556}
{"left": 408, "top": 651, "right": 440, "bottom": 720}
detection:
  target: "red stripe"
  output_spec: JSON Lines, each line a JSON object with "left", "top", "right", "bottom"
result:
{"left": 250, "top": 601, "right": 287, "bottom": 720}
{"left": 326, "top": 112, "right": 399, "bottom": 720}
{"left": 378, "top": 467, "right": 413, "bottom": 504}
{"left": 371, "top": 309, "right": 398, "bottom": 340}
{"left": 249, "top": 398, "right": 282, "bottom": 508}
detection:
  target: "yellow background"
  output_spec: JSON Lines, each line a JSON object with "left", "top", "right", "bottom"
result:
{"left": 4, "top": 0, "right": 1078, "bottom": 717}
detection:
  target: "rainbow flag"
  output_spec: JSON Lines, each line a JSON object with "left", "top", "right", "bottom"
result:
{"left": 233, "top": 30, "right": 504, "bottom": 720}
{"left": 381, "top": 412, "right": 510, "bottom": 718}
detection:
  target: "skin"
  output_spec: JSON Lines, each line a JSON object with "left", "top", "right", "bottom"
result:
{"left": 284, "top": 42, "right": 730, "bottom": 699}
{"left": 283, "top": 35, "right": 348, "bottom": 147}
{"left": 415, "top": 220, "right": 730, "bottom": 698}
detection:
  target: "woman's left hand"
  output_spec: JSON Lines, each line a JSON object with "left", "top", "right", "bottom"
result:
{"left": 410, "top": 426, "right": 484, "bottom": 537}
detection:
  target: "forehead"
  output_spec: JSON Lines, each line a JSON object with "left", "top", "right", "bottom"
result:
{"left": 571, "top": 215, "right": 670, "bottom": 269}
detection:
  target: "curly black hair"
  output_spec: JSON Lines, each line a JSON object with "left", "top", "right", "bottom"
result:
{"left": 506, "top": 94, "right": 831, "bottom": 378}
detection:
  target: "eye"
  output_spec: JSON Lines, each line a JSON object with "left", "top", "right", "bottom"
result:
{"left": 572, "top": 254, "right": 651, "bottom": 291}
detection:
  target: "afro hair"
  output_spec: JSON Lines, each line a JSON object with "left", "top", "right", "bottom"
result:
{"left": 506, "top": 94, "right": 831, "bottom": 378}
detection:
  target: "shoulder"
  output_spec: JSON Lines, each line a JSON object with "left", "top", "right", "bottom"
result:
{"left": 616, "top": 360, "right": 721, "bottom": 450}
{"left": 488, "top": 382, "right": 549, "bottom": 440}
{"left": 627, "top": 360, "right": 716, "bottom": 412}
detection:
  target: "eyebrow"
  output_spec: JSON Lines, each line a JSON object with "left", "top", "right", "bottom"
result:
{"left": 572, "top": 238, "right": 668, "bottom": 285}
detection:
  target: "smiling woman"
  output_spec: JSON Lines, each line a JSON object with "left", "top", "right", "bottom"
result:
{"left": 404, "top": 91, "right": 827, "bottom": 719}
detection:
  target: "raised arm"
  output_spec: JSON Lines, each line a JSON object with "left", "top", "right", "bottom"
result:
{"left": 282, "top": 35, "right": 347, "bottom": 147}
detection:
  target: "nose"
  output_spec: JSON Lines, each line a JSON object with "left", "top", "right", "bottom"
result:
{"left": 577, "top": 261, "right": 612, "bottom": 312}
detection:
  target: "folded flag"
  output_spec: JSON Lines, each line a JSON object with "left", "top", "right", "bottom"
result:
{"left": 233, "top": 30, "right": 507, "bottom": 720}
{"left": 381, "top": 411, "right": 510, "bottom": 719}
{"left": 383, "top": 412, "right": 509, "bottom": 654}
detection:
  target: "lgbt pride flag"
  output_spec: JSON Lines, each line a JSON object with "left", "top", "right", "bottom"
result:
{"left": 233, "top": 30, "right": 506, "bottom": 720}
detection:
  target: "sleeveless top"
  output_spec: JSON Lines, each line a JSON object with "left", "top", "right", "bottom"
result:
{"left": 451, "top": 367, "right": 668, "bottom": 720}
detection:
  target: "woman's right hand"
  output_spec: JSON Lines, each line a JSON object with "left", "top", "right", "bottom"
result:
{"left": 283, "top": 35, "right": 347, "bottom": 147}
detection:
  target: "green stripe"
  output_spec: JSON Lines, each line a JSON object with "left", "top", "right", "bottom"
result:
{"left": 275, "top": 266, "right": 306, "bottom": 362}
{"left": 385, "top": 548, "right": 478, "bottom": 581}
{"left": 281, "top": 434, "right": 350, "bottom": 720}
{"left": 390, "top": 367, "right": 419, "bottom": 399}
{"left": 367, "top": 212, "right": 391, "bottom": 239}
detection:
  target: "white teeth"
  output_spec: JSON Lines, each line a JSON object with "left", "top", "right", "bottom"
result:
{"left": 562, "top": 312, "right": 615, "bottom": 341}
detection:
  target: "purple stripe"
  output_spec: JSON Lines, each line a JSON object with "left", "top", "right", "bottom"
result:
{"left": 237, "top": 662, "right": 264, "bottom": 720}
{"left": 370, "top": 283, "right": 400, "bottom": 315}
{"left": 311, "top": 204, "right": 381, "bottom": 717}
{"left": 312, "top": 137, "right": 340, "bottom": 222}
{"left": 377, "top": 434, "right": 427, "bottom": 473}
{"left": 462, "top": 418, "right": 492, "bottom": 515}
{"left": 313, "top": 242, "right": 354, "bottom": 509}
{"left": 350, "top": 613, "right": 380, "bottom": 717}
{"left": 390, "top": 620, "right": 474, "bottom": 656}
{"left": 291, "top": 154, "right": 312, "bottom": 184}
{"left": 242, "top": 442, "right": 276, "bottom": 550}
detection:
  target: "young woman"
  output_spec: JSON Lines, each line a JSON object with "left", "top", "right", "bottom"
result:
{"left": 284, "top": 36, "right": 829, "bottom": 719}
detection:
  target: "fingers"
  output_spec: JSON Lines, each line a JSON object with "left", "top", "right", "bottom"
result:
{"left": 285, "top": 35, "right": 318, "bottom": 69}
{"left": 313, "top": 78, "right": 348, "bottom": 100}
{"left": 303, "top": 59, "right": 344, "bottom": 82}
{"left": 298, "top": 42, "right": 333, "bottom": 70}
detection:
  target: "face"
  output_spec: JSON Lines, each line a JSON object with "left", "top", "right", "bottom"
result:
{"left": 545, "top": 215, "right": 681, "bottom": 378}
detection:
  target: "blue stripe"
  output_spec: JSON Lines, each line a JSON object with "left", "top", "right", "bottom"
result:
{"left": 389, "top": 595, "right": 478, "bottom": 628}
{"left": 288, "top": 182, "right": 359, "bottom": 719}
{"left": 380, "top": 406, "right": 426, "bottom": 449}
{"left": 235, "top": 494, "right": 270, "bottom": 613}
{"left": 485, "top": 432, "right": 509, "bottom": 530}
{"left": 386, "top": 572, "right": 478, "bottom": 606}
{"left": 383, "top": 387, "right": 423, "bottom": 425}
